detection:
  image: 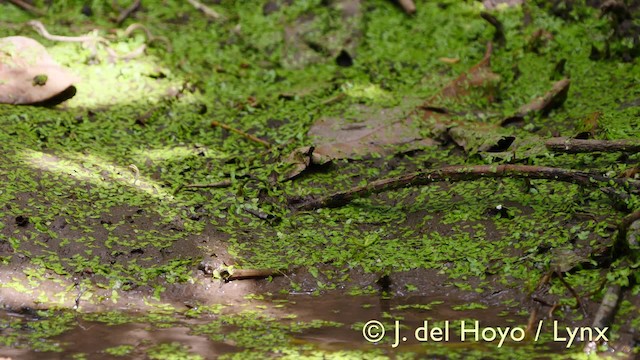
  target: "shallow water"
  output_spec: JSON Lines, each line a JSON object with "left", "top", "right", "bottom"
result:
{"left": 0, "top": 292, "right": 581, "bottom": 359}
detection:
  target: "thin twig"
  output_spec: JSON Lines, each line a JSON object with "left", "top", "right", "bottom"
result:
{"left": 186, "top": 0, "right": 222, "bottom": 20}
{"left": 27, "top": 20, "right": 97, "bottom": 42}
{"left": 242, "top": 207, "right": 275, "bottom": 221}
{"left": 27, "top": 20, "right": 169, "bottom": 61}
{"left": 211, "top": 120, "right": 272, "bottom": 148}
{"left": 292, "top": 164, "right": 640, "bottom": 211}
{"left": 116, "top": 0, "right": 141, "bottom": 25}
{"left": 554, "top": 270, "right": 587, "bottom": 315}
{"left": 525, "top": 306, "right": 539, "bottom": 336}
{"left": 545, "top": 138, "right": 640, "bottom": 154}
{"left": 8, "top": 0, "right": 45, "bottom": 16}
{"left": 183, "top": 180, "right": 233, "bottom": 189}
{"left": 481, "top": 11, "right": 505, "bottom": 47}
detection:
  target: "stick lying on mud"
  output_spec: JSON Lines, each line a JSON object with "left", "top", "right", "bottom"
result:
{"left": 292, "top": 164, "right": 640, "bottom": 211}
{"left": 225, "top": 269, "right": 282, "bottom": 281}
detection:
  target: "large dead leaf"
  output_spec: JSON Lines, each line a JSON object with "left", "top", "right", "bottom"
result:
{"left": 282, "top": 44, "right": 500, "bottom": 179}
{"left": 309, "top": 103, "right": 440, "bottom": 161}
{"left": 0, "top": 36, "right": 78, "bottom": 105}
{"left": 282, "top": 103, "right": 442, "bottom": 179}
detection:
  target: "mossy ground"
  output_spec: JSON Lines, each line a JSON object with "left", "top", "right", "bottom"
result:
{"left": 0, "top": 0, "right": 639, "bottom": 359}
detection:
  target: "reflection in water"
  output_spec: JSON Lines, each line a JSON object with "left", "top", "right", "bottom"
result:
{"left": 0, "top": 293, "right": 572, "bottom": 359}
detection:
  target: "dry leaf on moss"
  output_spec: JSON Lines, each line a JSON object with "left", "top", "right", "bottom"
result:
{"left": 281, "top": 44, "right": 500, "bottom": 180}
{"left": 0, "top": 36, "right": 78, "bottom": 105}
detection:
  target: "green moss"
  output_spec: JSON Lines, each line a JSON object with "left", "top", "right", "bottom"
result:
{"left": 104, "top": 344, "right": 134, "bottom": 356}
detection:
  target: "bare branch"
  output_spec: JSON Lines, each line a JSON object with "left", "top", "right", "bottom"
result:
{"left": 116, "top": 0, "right": 142, "bottom": 25}
{"left": 186, "top": 0, "right": 222, "bottom": 20}
{"left": 292, "top": 164, "right": 639, "bottom": 211}
{"left": 8, "top": 0, "right": 45, "bottom": 16}
{"left": 545, "top": 138, "right": 640, "bottom": 154}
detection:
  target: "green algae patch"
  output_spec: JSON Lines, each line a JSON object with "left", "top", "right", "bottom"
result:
{"left": 147, "top": 342, "right": 203, "bottom": 360}
{"left": 104, "top": 344, "right": 135, "bottom": 356}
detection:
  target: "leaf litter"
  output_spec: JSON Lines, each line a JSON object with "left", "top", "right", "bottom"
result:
{"left": 282, "top": 42, "right": 582, "bottom": 178}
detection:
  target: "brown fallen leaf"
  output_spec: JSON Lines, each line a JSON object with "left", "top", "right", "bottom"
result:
{"left": 282, "top": 43, "right": 499, "bottom": 179}
{"left": 447, "top": 122, "right": 516, "bottom": 154}
{"left": 0, "top": 36, "right": 78, "bottom": 105}
{"left": 281, "top": 103, "right": 441, "bottom": 180}
{"left": 309, "top": 104, "right": 439, "bottom": 160}
{"left": 431, "top": 42, "right": 500, "bottom": 102}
